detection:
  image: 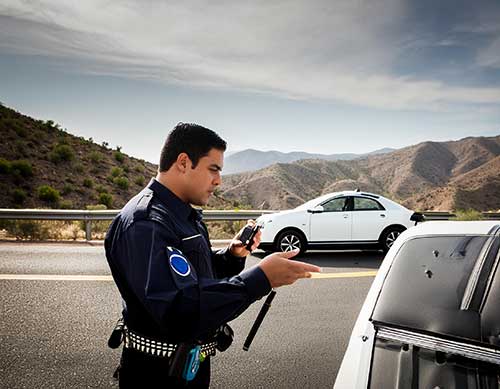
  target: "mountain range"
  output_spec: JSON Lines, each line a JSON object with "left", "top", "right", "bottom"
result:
{"left": 220, "top": 135, "right": 500, "bottom": 211}
{"left": 1, "top": 103, "right": 498, "bottom": 211}
{"left": 223, "top": 147, "right": 395, "bottom": 175}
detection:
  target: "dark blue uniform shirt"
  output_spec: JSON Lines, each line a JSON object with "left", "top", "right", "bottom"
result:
{"left": 105, "top": 178, "right": 271, "bottom": 344}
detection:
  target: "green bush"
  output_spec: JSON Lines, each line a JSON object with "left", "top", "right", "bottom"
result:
{"left": 37, "top": 185, "right": 60, "bottom": 203}
{"left": 113, "top": 176, "right": 129, "bottom": 190}
{"left": 134, "top": 175, "right": 145, "bottom": 186}
{"left": 111, "top": 167, "right": 123, "bottom": 177}
{"left": 98, "top": 192, "right": 113, "bottom": 208}
{"left": 62, "top": 183, "right": 74, "bottom": 195}
{"left": 89, "top": 151, "right": 102, "bottom": 163}
{"left": 95, "top": 184, "right": 108, "bottom": 194}
{"left": 12, "top": 189, "right": 27, "bottom": 205}
{"left": 454, "top": 209, "right": 483, "bottom": 221}
{"left": 83, "top": 178, "right": 94, "bottom": 188}
{"left": 59, "top": 199, "right": 74, "bottom": 209}
{"left": 0, "top": 158, "right": 11, "bottom": 174}
{"left": 15, "top": 140, "right": 28, "bottom": 157}
{"left": 134, "top": 164, "right": 144, "bottom": 173}
{"left": 14, "top": 126, "right": 28, "bottom": 137}
{"left": 73, "top": 163, "right": 84, "bottom": 173}
{"left": 123, "top": 165, "right": 130, "bottom": 173}
{"left": 11, "top": 160, "right": 33, "bottom": 177}
{"left": 114, "top": 151, "right": 125, "bottom": 163}
{"left": 49, "top": 143, "right": 75, "bottom": 163}
{"left": 0, "top": 219, "right": 12, "bottom": 231}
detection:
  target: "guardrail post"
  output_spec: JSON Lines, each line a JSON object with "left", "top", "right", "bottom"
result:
{"left": 85, "top": 219, "right": 92, "bottom": 241}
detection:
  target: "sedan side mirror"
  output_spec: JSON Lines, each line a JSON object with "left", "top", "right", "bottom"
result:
{"left": 307, "top": 205, "right": 324, "bottom": 214}
{"left": 410, "top": 212, "right": 425, "bottom": 225}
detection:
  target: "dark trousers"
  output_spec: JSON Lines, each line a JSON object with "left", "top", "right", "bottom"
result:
{"left": 118, "top": 347, "right": 211, "bottom": 388}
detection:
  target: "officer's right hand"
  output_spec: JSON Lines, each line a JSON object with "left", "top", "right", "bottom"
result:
{"left": 258, "top": 249, "right": 321, "bottom": 288}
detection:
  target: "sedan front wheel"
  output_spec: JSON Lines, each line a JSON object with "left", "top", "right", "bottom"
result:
{"left": 381, "top": 226, "right": 405, "bottom": 253}
{"left": 276, "top": 230, "right": 307, "bottom": 255}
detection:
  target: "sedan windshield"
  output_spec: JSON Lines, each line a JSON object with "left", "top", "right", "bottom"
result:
{"left": 294, "top": 193, "right": 337, "bottom": 210}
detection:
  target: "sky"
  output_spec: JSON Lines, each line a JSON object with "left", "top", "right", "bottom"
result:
{"left": 1, "top": 0, "right": 500, "bottom": 163}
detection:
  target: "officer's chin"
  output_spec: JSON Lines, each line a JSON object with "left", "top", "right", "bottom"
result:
{"left": 193, "top": 195, "right": 210, "bottom": 207}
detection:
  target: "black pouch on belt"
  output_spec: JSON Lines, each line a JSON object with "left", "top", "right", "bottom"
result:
{"left": 168, "top": 343, "right": 193, "bottom": 379}
{"left": 108, "top": 318, "right": 125, "bottom": 349}
{"left": 215, "top": 324, "right": 234, "bottom": 352}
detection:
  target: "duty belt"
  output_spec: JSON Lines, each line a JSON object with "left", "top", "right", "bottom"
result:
{"left": 124, "top": 327, "right": 217, "bottom": 358}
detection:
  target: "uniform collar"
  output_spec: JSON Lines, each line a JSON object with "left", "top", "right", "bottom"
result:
{"left": 147, "top": 178, "right": 202, "bottom": 222}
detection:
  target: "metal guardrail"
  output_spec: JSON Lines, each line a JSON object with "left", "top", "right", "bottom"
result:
{"left": 0, "top": 209, "right": 498, "bottom": 241}
{"left": 0, "top": 209, "right": 275, "bottom": 240}
{"left": 423, "top": 212, "right": 500, "bottom": 221}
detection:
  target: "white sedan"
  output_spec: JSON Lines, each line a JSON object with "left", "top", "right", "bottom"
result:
{"left": 334, "top": 220, "right": 500, "bottom": 388}
{"left": 256, "top": 190, "right": 421, "bottom": 253}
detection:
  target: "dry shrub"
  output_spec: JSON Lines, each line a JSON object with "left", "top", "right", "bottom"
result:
{"left": 78, "top": 204, "right": 112, "bottom": 239}
{"left": 0, "top": 220, "right": 88, "bottom": 241}
{"left": 86, "top": 220, "right": 112, "bottom": 240}
{"left": 0, "top": 218, "right": 247, "bottom": 241}
{"left": 205, "top": 220, "right": 247, "bottom": 239}
{"left": 454, "top": 209, "right": 483, "bottom": 221}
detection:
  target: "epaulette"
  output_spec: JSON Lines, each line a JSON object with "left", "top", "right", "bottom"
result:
{"left": 134, "top": 188, "right": 154, "bottom": 221}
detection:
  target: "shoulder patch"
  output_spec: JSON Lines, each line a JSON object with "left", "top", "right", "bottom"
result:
{"left": 167, "top": 246, "right": 191, "bottom": 277}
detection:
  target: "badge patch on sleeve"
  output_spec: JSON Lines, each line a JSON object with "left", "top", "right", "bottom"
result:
{"left": 167, "top": 247, "right": 191, "bottom": 277}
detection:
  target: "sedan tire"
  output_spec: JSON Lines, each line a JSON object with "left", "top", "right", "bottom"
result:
{"left": 275, "top": 230, "right": 307, "bottom": 255}
{"left": 380, "top": 226, "right": 406, "bottom": 253}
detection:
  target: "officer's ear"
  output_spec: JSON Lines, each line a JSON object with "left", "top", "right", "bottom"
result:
{"left": 176, "top": 153, "right": 191, "bottom": 173}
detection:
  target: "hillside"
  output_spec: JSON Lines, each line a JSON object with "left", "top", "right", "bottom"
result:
{"left": 221, "top": 135, "right": 500, "bottom": 211}
{"left": 0, "top": 104, "right": 235, "bottom": 209}
{"left": 2, "top": 104, "right": 498, "bottom": 212}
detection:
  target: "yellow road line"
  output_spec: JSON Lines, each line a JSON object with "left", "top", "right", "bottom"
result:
{"left": 308, "top": 271, "right": 377, "bottom": 279}
{"left": 0, "top": 271, "right": 377, "bottom": 281}
{"left": 0, "top": 274, "right": 113, "bottom": 281}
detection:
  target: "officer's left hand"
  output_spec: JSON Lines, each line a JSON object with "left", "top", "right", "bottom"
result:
{"left": 228, "top": 220, "right": 262, "bottom": 258}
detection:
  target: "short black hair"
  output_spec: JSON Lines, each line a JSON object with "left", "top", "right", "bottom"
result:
{"left": 159, "top": 123, "right": 227, "bottom": 171}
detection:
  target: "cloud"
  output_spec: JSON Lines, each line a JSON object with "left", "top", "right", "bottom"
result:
{"left": 477, "top": 38, "right": 500, "bottom": 69}
{"left": 1, "top": 0, "right": 500, "bottom": 111}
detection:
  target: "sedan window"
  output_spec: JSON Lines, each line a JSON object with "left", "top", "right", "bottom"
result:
{"left": 372, "top": 235, "right": 500, "bottom": 346}
{"left": 353, "top": 197, "right": 384, "bottom": 211}
{"left": 322, "top": 197, "right": 349, "bottom": 212}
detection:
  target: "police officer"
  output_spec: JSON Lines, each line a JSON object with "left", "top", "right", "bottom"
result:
{"left": 105, "top": 123, "right": 320, "bottom": 388}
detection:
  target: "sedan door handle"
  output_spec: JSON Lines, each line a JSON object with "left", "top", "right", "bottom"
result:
{"left": 343, "top": 214, "right": 349, "bottom": 219}
{"left": 380, "top": 214, "right": 386, "bottom": 218}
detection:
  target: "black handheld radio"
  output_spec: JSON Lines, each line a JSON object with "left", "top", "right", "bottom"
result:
{"left": 239, "top": 224, "right": 261, "bottom": 251}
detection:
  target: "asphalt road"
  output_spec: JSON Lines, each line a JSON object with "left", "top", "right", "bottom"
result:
{"left": 0, "top": 243, "right": 383, "bottom": 388}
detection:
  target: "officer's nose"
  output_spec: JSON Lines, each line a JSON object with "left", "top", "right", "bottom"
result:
{"left": 213, "top": 172, "right": 221, "bottom": 186}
